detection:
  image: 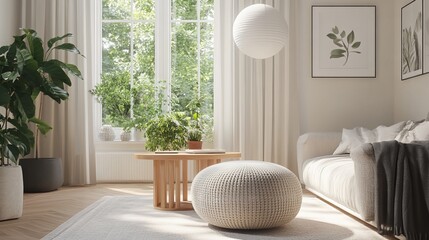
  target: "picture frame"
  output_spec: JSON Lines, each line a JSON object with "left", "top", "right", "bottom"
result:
{"left": 401, "top": 0, "right": 423, "bottom": 80}
{"left": 423, "top": 0, "right": 429, "bottom": 74}
{"left": 312, "top": 6, "right": 376, "bottom": 78}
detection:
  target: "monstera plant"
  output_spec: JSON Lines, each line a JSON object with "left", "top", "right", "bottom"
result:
{"left": 0, "top": 29, "right": 83, "bottom": 220}
{"left": 1, "top": 29, "right": 82, "bottom": 164}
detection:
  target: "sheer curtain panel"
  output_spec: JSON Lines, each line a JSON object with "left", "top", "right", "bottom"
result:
{"left": 21, "top": 0, "right": 97, "bottom": 185}
{"left": 214, "top": 0, "right": 299, "bottom": 172}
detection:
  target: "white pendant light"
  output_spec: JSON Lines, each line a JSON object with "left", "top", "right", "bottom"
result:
{"left": 233, "top": 4, "right": 288, "bottom": 59}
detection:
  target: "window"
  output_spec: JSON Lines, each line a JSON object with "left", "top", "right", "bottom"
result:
{"left": 97, "top": 0, "right": 214, "bottom": 140}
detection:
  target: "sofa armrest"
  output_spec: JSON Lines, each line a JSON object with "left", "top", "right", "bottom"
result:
{"left": 297, "top": 132, "right": 342, "bottom": 183}
{"left": 350, "top": 143, "right": 375, "bottom": 221}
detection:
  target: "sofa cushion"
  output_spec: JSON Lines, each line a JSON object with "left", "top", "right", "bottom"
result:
{"left": 333, "top": 122, "right": 405, "bottom": 155}
{"left": 333, "top": 127, "right": 375, "bottom": 155}
{"left": 302, "top": 155, "right": 358, "bottom": 212}
{"left": 374, "top": 121, "right": 406, "bottom": 141}
{"left": 395, "top": 120, "right": 429, "bottom": 143}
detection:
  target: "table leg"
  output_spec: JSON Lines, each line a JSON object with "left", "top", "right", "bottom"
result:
{"left": 183, "top": 159, "right": 188, "bottom": 201}
{"left": 175, "top": 160, "right": 181, "bottom": 209}
{"left": 168, "top": 160, "right": 174, "bottom": 208}
{"left": 153, "top": 160, "right": 160, "bottom": 207}
{"left": 206, "top": 159, "right": 215, "bottom": 167}
{"left": 194, "top": 160, "right": 199, "bottom": 174}
{"left": 160, "top": 160, "right": 166, "bottom": 209}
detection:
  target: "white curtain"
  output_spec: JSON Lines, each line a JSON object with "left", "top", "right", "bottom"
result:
{"left": 21, "top": 0, "right": 97, "bottom": 185}
{"left": 214, "top": 0, "right": 299, "bottom": 173}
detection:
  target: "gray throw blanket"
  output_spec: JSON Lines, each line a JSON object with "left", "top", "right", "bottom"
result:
{"left": 372, "top": 140, "right": 429, "bottom": 240}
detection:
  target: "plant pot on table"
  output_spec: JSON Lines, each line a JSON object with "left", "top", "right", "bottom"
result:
{"left": 188, "top": 141, "right": 203, "bottom": 149}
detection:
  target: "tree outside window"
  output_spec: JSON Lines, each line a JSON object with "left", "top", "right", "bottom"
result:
{"left": 96, "top": 0, "right": 214, "bottom": 140}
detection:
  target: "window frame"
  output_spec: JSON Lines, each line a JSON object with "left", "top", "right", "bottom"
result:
{"left": 95, "top": 0, "right": 214, "bottom": 144}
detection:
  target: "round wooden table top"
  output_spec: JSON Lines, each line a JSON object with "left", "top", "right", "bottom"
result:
{"left": 134, "top": 152, "right": 241, "bottom": 160}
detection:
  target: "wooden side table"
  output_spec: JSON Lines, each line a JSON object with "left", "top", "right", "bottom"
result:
{"left": 134, "top": 152, "right": 241, "bottom": 211}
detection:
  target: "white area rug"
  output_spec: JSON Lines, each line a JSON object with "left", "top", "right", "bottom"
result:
{"left": 43, "top": 194, "right": 386, "bottom": 240}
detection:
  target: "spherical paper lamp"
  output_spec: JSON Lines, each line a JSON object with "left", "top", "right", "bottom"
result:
{"left": 233, "top": 4, "right": 288, "bottom": 59}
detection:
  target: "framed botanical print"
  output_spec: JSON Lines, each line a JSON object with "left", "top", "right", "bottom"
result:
{"left": 423, "top": 0, "right": 429, "bottom": 74}
{"left": 312, "top": 6, "right": 376, "bottom": 78}
{"left": 401, "top": 0, "right": 423, "bottom": 80}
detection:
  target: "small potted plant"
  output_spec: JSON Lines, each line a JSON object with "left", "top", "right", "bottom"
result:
{"left": 144, "top": 112, "right": 188, "bottom": 151}
{"left": 185, "top": 97, "right": 204, "bottom": 149}
{"left": 187, "top": 126, "right": 203, "bottom": 149}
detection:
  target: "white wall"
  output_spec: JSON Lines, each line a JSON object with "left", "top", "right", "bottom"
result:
{"left": 293, "top": 0, "right": 395, "bottom": 134}
{"left": 0, "top": 0, "right": 20, "bottom": 45}
{"left": 394, "top": 0, "right": 429, "bottom": 122}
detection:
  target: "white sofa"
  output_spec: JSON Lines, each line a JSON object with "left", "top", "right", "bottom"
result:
{"left": 296, "top": 120, "right": 429, "bottom": 223}
{"left": 297, "top": 132, "right": 376, "bottom": 222}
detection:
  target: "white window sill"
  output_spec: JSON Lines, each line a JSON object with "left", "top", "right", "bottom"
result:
{"left": 94, "top": 140, "right": 214, "bottom": 153}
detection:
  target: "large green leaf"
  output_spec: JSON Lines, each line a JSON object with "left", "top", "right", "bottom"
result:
{"left": 24, "top": 58, "right": 39, "bottom": 71}
{"left": 48, "top": 59, "right": 83, "bottom": 80}
{"left": 63, "top": 63, "right": 83, "bottom": 79}
{"left": 12, "top": 34, "right": 26, "bottom": 49}
{"left": 48, "top": 33, "right": 72, "bottom": 49}
{"left": 22, "top": 66, "right": 44, "bottom": 86}
{"left": 22, "top": 28, "right": 36, "bottom": 35}
{"left": 54, "top": 43, "right": 82, "bottom": 56}
{"left": 5, "top": 129, "right": 31, "bottom": 156}
{"left": 41, "top": 83, "right": 69, "bottom": 103}
{"left": 4, "top": 144, "right": 20, "bottom": 163}
{"left": 30, "top": 36, "right": 44, "bottom": 64}
{"left": 16, "top": 92, "right": 36, "bottom": 119}
{"left": 7, "top": 118, "right": 35, "bottom": 149}
{"left": 16, "top": 48, "right": 27, "bottom": 73}
{"left": 42, "top": 60, "right": 71, "bottom": 87}
{"left": 6, "top": 45, "right": 16, "bottom": 63}
{"left": 347, "top": 31, "right": 355, "bottom": 44}
{"left": 0, "top": 86, "right": 10, "bottom": 106}
{"left": 29, "top": 117, "right": 52, "bottom": 135}
{"left": 12, "top": 34, "right": 25, "bottom": 43}
{"left": 1, "top": 127, "right": 32, "bottom": 163}
{"left": 0, "top": 46, "right": 8, "bottom": 55}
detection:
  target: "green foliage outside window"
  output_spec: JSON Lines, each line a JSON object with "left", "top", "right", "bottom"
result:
{"left": 90, "top": 72, "right": 164, "bottom": 131}
{"left": 100, "top": 0, "right": 214, "bottom": 141}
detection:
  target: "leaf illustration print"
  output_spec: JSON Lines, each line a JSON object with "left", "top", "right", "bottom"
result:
{"left": 327, "top": 26, "right": 362, "bottom": 65}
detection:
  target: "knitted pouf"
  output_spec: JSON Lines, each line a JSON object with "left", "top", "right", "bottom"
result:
{"left": 191, "top": 160, "right": 302, "bottom": 229}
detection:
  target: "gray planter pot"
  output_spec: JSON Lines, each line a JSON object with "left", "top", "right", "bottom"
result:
{"left": 0, "top": 166, "right": 23, "bottom": 221}
{"left": 19, "top": 158, "right": 64, "bottom": 193}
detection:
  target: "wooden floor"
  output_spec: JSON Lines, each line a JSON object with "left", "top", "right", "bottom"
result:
{"left": 0, "top": 184, "right": 397, "bottom": 240}
{"left": 0, "top": 183, "right": 154, "bottom": 240}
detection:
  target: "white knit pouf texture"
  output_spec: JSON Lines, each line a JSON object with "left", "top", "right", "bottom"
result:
{"left": 191, "top": 160, "right": 303, "bottom": 229}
